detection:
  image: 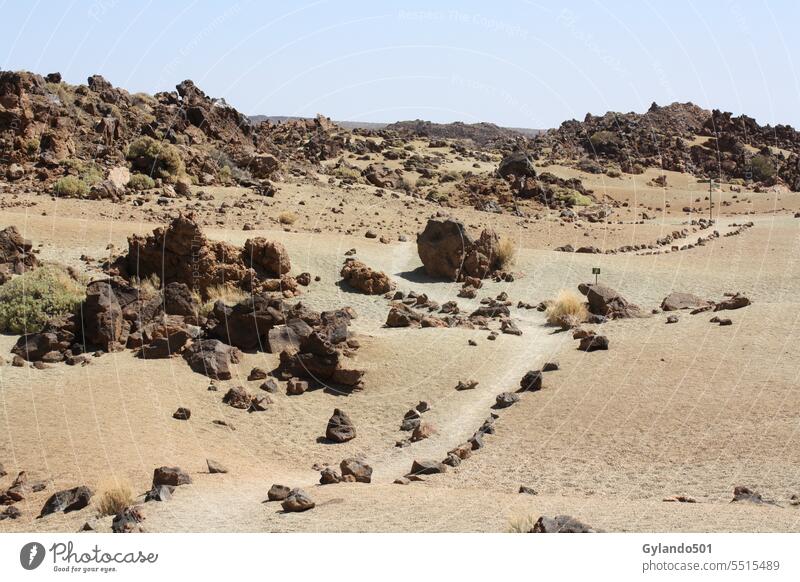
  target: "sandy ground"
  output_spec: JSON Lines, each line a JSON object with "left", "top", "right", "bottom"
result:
{"left": 1, "top": 172, "right": 799, "bottom": 532}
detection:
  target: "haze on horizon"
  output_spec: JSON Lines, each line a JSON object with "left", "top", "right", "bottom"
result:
{"left": 1, "top": 0, "right": 799, "bottom": 130}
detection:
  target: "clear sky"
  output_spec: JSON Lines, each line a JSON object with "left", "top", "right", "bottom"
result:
{"left": 1, "top": 0, "right": 798, "bottom": 129}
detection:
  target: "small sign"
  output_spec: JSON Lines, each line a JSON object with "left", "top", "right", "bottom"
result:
{"left": 592, "top": 267, "right": 601, "bottom": 274}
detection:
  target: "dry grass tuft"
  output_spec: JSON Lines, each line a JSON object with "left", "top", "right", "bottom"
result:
{"left": 507, "top": 513, "right": 538, "bottom": 533}
{"left": 200, "top": 284, "right": 250, "bottom": 316}
{"left": 132, "top": 273, "right": 161, "bottom": 299}
{"left": 278, "top": 211, "right": 298, "bottom": 225}
{"left": 95, "top": 480, "right": 135, "bottom": 516}
{"left": 546, "top": 289, "right": 588, "bottom": 329}
{"left": 496, "top": 237, "right": 517, "bottom": 269}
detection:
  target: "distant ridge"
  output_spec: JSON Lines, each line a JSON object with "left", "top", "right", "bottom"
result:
{"left": 249, "top": 115, "right": 544, "bottom": 138}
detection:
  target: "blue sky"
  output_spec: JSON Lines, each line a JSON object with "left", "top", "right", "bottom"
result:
{"left": 1, "top": 0, "right": 798, "bottom": 128}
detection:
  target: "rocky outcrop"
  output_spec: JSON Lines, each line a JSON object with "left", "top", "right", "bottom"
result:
{"left": 416, "top": 218, "right": 501, "bottom": 281}
{"left": 121, "top": 213, "right": 299, "bottom": 300}
{"left": 0, "top": 226, "right": 38, "bottom": 283}
{"left": 182, "top": 339, "right": 241, "bottom": 380}
{"left": 340, "top": 259, "right": 394, "bottom": 294}
{"left": 661, "top": 292, "right": 711, "bottom": 311}
{"left": 578, "top": 283, "right": 644, "bottom": 319}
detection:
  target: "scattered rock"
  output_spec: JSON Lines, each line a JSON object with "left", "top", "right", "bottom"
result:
{"left": 172, "top": 407, "right": 191, "bottom": 420}
{"left": 578, "top": 335, "right": 609, "bottom": 351}
{"left": 183, "top": 339, "right": 241, "bottom": 380}
{"left": 206, "top": 459, "right": 228, "bottom": 474}
{"left": 494, "top": 391, "right": 520, "bottom": 409}
{"left": 519, "top": 486, "right": 538, "bottom": 495}
{"left": 39, "top": 486, "right": 93, "bottom": 517}
{"left": 326, "top": 408, "right": 357, "bottom": 443}
{"left": 152, "top": 466, "right": 192, "bottom": 487}
{"left": 661, "top": 292, "right": 711, "bottom": 311}
{"left": 530, "top": 515, "right": 597, "bottom": 533}
{"left": 287, "top": 377, "right": 309, "bottom": 395}
{"left": 340, "top": 259, "right": 394, "bottom": 294}
{"left": 340, "top": 458, "right": 372, "bottom": 483}
{"left": 281, "top": 489, "right": 315, "bottom": 512}
{"left": 409, "top": 460, "right": 446, "bottom": 475}
{"left": 456, "top": 379, "right": 479, "bottom": 391}
{"left": 520, "top": 370, "right": 543, "bottom": 392}
{"left": 248, "top": 367, "right": 268, "bottom": 381}
{"left": 268, "top": 484, "right": 291, "bottom": 501}
{"left": 319, "top": 468, "right": 342, "bottom": 485}
{"left": 112, "top": 505, "right": 146, "bottom": 533}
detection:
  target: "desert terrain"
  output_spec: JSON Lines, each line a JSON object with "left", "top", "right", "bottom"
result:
{"left": 0, "top": 71, "right": 799, "bottom": 533}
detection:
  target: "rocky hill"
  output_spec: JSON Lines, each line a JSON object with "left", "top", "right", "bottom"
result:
{"left": 533, "top": 101, "right": 800, "bottom": 190}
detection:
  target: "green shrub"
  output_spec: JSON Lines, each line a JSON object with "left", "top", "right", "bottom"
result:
{"left": 0, "top": 265, "right": 86, "bottom": 334}
{"left": 80, "top": 162, "right": 103, "bottom": 186}
{"left": 24, "top": 137, "right": 40, "bottom": 156}
{"left": 128, "top": 173, "right": 155, "bottom": 190}
{"left": 126, "top": 136, "right": 184, "bottom": 182}
{"left": 332, "top": 164, "right": 361, "bottom": 180}
{"left": 554, "top": 187, "right": 592, "bottom": 206}
{"left": 749, "top": 154, "right": 776, "bottom": 182}
{"left": 53, "top": 175, "right": 89, "bottom": 197}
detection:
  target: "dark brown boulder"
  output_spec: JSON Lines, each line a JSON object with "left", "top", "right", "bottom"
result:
{"left": 416, "top": 218, "right": 472, "bottom": 281}
{"left": 163, "top": 282, "right": 196, "bottom": 316}
{"left": 81, "top": 280, "right": 126, "bottom": 351}
{"left": 530, "top": 515, "right": 597, "bottom": 533}
{"left": 714, "top": 293, "right": 751, "bottom": 311}
{"left": 267, "top": 484, "right": 291, "bottom": 501}
{"left": 578, "top": 335, "right": 609, "bottom": 351}
{"left": 39, "top": 486, "right": 93, "bottom": 517}
{"left": 281, "top": 489, "right": 315, "bottom": 512}
{"left": 578, "top": 283, "right": 643, "bottom": 318}
{"left": 152, "top": 466, "right": 192, "bottom": 487}
{"left": 326, "top": 408, "right": 356, "bottom": 442}
{"left": 222, "top": 386, "right": 255, "bottom": 410}
{"left": 340, "top": 259, "right": 394, "bottom": 294}
{"left": 243, "top": 238, "right": 291, "bottom": 277}
{"left": 205, "top": 294, "right": 293, "bottom": 351}
{"left": 498, "top": 151, "right": 537, "bottom": 179}
{"left": 340, "top": 458, "right": 372, "bottom": 483}
{"left": 182, "top": 339, "right": 240, "bottom": 380}
{"left": 409, "top": 460, "right": 446, "bottom": 475}
{"left": 661, "top": 292, "right": 710, "bottom": 312}
{"left": 0, "top": 225, "right": 38, "bottom": 280}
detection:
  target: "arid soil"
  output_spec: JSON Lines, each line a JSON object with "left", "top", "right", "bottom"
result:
{"left": 1, "top": 72, "right": 799, "bottom": 532}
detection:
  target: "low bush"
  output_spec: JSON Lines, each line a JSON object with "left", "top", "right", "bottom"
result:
{"left": 53, "top": 175, "right": 89, "bottom": 198}
{"left": 127, "top": 136, "right": 184, "bottom": 182}
{"left": 0, "top": 264, "right": 86, "bottom": 333}
{"left": 546, "top": 289, "right": 588, "bottom": 329}
{"left": 128, "top": 173, "right": 156, "bottom": 190}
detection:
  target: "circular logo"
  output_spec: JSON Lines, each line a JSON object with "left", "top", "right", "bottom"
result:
{"left": 20, "top": 542, "right": 46, "bottom": 570}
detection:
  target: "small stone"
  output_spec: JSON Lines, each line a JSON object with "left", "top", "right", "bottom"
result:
{"left": 519, "top": 486, "right": 538, "bottom": 495}
{"left": 172, "top": 407, "right": 191, "bottom": 420}
{"left": 267, "top": 484, "right": 291, "bottom": 501}
{"left": 542, "top": 361, "right": 559, "bottom": 372}
{"left": 248, "top": 367, "right": 268, "bottom": 381}
{"left": 206, "top": 459, "right": 228, "bottom": 474}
